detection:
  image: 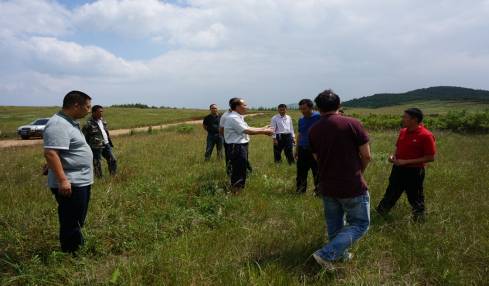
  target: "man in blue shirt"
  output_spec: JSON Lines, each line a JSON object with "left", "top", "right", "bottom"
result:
{"left": 295, "top": 99, "right": 321, "bottom": 194}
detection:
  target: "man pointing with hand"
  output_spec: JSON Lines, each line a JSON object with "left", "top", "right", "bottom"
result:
{"left": 224, "top": 98, "right": 274, "bottom": 193}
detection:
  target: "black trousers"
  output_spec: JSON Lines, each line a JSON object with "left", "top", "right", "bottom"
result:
{"left": 92, "top": 145, "right": 117, "bottom": 178}
{"left": 205, "top": 133, "right": 223, "bottom": 160}
{"left": 273, "top": 133, "right": 294, "bottom": 164}
{"left": 51, "top": 185, "right": 91, "bottom": 253}
{"left": 229, "top": 143, "right": 249, "bottom": 189}
{"left": 223, "top": 142, "right": 232, "bottom": 176}
{"left": 296, "top": 146, "right": 319, "bottom": 193}
{"left": 377, "top": 166, "right": 426, "bottom": 217}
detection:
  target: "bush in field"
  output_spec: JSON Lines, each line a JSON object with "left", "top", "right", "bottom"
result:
{"left": 351, "top": 110, "right": 489, "bottom": 132}
{"left": 175, "top": 124, "right": 195, "bottom": 134}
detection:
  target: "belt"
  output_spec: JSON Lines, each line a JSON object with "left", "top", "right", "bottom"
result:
{"left": 228, "top": 143, "right": 249, "bottom": 146}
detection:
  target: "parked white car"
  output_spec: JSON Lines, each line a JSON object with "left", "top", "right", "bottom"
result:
{"left": 17, "top": 118, "right": 50, "bottom": 139}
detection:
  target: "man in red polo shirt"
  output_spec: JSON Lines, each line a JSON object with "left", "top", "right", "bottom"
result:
{"left": 376, "top": 108, "right": 436, "bottom": 222}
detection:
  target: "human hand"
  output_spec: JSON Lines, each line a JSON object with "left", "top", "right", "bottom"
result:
{"left": 58, "top": 179, "right": 72, "bottom": 197}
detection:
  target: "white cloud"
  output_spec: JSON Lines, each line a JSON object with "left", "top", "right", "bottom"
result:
{"left": 1, "top": 0, "right": 489, "bottom": 107}
{"left": 0, "top": 0, "right": 71, "bottom": 36}
{"left": 26, "top": 37, "right": 149, "bottom": 77}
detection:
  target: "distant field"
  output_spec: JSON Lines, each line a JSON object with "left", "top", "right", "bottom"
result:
{"left": 0, "top": 106, "right": 210, "bottom": 139}
{"left": 343, "top": 100, "right": 489, "bottom": 115}
{"left": 0, "top": 113, "right": 488, "bottom": 285}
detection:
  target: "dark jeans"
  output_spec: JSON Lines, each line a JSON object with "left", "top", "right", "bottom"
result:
{"left": 205, "top": 133, "right": 223, "bottom": 160}
{"left": 377, "top": 165, "right": 426, "bottom": 219}
{"left": 93, "top": 144, "right": 117, "bottom": 178}
{"left": 296, "top": 146, "right": 319, "bottom": 193}
{"left": 273, "top": 133, "right": 294, "bottom": 164}
{"left": 229, "top": 143, "right": 249, "bottom": 189}
{"left": 51, "top": 185, "right": 91, "bottom": 253}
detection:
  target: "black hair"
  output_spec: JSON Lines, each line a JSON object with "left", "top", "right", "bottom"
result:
{"left": 298, "top": 99, "right": 313, "bottom": 108}
{"left": 278, "top": 104, "right": 287, "bottom": 109}
{"left": 92, "top": 105, "right": 103, "bottom": 113}
{"left": 228, "top": 97, "right": 238, "bottom": 108}
{"left": 230, "top": 98, "right": 244, "bottom": 111}
{"left": 404, "top": 108, "right": 424, "bottom": 123}
{"left": 63, "top": 90, "right": 91, "bottom": 109}
{"left": 209, "top": 104, "right": 217, "bottom": 109}
{"left": 314, "top": 89, "right": 340, "bottom": 112}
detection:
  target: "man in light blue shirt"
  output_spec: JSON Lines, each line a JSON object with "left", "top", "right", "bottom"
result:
{"left": 44, "top": 90, "right": 93, "bottom": 253}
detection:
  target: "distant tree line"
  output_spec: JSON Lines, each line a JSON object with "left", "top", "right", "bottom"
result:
{"left": 343, "top": 86, "right": 489, "bottom": 108}
{"left": 110, "top": 103, "right": 179, "bottom": 109}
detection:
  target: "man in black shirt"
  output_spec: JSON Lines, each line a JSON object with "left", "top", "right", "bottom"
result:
{"left": 203, "top": 104, "right": 223, "bottom": 161}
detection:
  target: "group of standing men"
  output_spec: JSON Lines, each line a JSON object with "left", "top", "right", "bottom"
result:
{"left": 203, "top": 90, "right": 436, "bottom": 270}
{"left": 203, "top": 98, "right": 323, "bottom": 195}
{"left": 43, "top": 89, "right": 436, "bottom": 272}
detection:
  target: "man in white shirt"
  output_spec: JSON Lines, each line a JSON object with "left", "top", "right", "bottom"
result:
{"left": 82, "top": 105, "right": 117, "bottom": 178}
{"left": 271, "top": 104, "right": 295, "bottom": 165}
{"left": 224, "top": 98, "right": 274, "bottom": 193}
{"left": 220, "top": 98, "right": 237, "bottom": 176}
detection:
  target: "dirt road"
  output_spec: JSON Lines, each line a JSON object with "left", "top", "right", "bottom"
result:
{"left": 0, "top": 113, "right": 264, "bottom": 149}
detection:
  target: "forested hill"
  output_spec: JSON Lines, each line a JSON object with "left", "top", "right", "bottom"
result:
{"left": 343, "top": 86, "right": 489, "bottom": 108}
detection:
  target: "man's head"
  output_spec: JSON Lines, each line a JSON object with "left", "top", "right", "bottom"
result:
{"left": 228, "top": 97, "right": 238, "bottom": 111}
{"left": 298, "top": 99, "right": 314, "bottom": 117}
{"left": 402, "top": 108, "right": 423, "bottom": 129}
{"left": 92, "top": 105, "right": 104, "bottom": 120}
{"left": 230, "top": 98, "right": 247, "bottom": 115}
{"left": 209, "top": 104, "right": 219, "bottom": 115}
{"left": 314, "top": 89, "right": 340, "bottom": 113}
{"left": 277, "top": 104, "right": 287, "bottom": 116}
{"left": 62, "top": 90, "right": 92, "bottom": 119}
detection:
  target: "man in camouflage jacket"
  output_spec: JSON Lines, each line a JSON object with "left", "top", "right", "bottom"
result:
{"left": 82, "top": 105, "right": 117, "bottom": 177}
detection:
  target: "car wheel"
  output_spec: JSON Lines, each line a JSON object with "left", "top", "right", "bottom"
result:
{"left": 21, "top": 135, "right": 30, "bottom": 140}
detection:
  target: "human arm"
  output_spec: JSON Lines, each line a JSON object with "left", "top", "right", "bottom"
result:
{"left": 244, "top": 127, "right": 274, "bottom": 136}
{"left": 359, "top": 143, "right": 372, "bottom": 173}
{"left": 44, "top": 149, "right": 71, "bottom": 196}
{"left": 393, "top": 155, "right": 435, "bottom": 166}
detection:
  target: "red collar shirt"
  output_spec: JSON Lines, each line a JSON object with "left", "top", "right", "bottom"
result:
{"left": 395, "top": 125, "right": 436, "bottom": 168}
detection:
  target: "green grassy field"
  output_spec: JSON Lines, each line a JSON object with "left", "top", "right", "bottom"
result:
{"left": 1, "top": 112, "right": 488, "bottom": 285}
{"left": 0, "top": 106, "right": 210, "bottom": 139}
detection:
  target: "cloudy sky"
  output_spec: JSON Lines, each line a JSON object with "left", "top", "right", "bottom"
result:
{"left": 1, "top": 0, "right": 488, "bottom": 108}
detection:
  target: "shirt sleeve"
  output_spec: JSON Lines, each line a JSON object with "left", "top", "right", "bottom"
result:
{"left": 352, "top": 120, "right": 369, "bottom": 146}
{"left": 219, "top": 116, "right": 225, "bottom": 128}
{"left": 44, "top": 124, "right": 70, "bottom": 150}
{"left": 289, "top": 116, "right": 295, "bottom": 138}
{"left": 229, "top": 117, "right": 248, "bottom": 134}
{"left": 271, "top": 116, "right": 277, "bottom": 139}
{"left": 422, "top": 134, "right": 436, "bottom": 156}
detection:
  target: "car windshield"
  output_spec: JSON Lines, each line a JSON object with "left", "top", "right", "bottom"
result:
{"left": 32, "top": 119, "right": 48, "bottom": 125}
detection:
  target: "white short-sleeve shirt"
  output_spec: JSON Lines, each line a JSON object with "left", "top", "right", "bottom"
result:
{"left": 219, "top": 110, "right": 231, "bottom": 128}
{"left": 223, "top": 111, "right": 250, "bottom": 144}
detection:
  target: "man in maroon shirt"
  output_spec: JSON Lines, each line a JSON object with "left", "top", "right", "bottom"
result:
{"left": 376, "top": 108, "right": 436, "bottom": 222}
{"left": 309, "top": 89, "right": 372, "bottom": 271}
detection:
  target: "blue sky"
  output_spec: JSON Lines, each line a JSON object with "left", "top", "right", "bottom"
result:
{"left": 1, "top": 0, "right": 489, "bottom": 108}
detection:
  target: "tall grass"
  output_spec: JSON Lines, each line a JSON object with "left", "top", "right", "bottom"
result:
{"left": 0, "top": 114, "right": 488, "bottom": 285}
